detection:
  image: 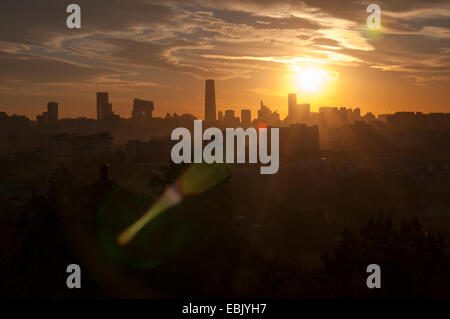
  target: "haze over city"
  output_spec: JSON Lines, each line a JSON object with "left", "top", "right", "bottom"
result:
{"left": 1, "top": 0, "right": 449, "bottom": 120}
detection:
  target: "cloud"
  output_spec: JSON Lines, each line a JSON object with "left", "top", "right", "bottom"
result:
{"left": 0, "top": 52, "right": 125, "bottom": 83}
{"left": 0, "top": 0, "right": 181, "bottom": 46}
{"left": 0, "top": 0, "right": 449, "bottom": 90}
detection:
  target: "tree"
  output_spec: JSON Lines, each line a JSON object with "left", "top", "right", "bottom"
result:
{"left": 315, "top": 215, "right": 450, "bottom": 298}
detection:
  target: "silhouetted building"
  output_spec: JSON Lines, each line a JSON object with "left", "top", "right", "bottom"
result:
{"left": 378, "top": 114, "right": 391, "bottom": 123}
{"left": 103, "top": 103, "right": 113, "bottom": 119}
{"left": 241, "top": 109, "right": 251, "bottom": 127}
{"left": 37, "top": 101, "right": 59, "bottom": 127}
{"left": 205, "top": 79, "right": 216, "bottom": 124}
{"left": 47, "top": 102, "right": 58, "bottom": 124}
{"left": 36, "top": 113, "right": 47, "bottom": 124}
{"left": 288, "top": 93, "right": 297, "bottom": 123}
{"left": 353, "top": 108, "right": 361, "bottom": 122}
{"left": 223, "top": 109, "right": 240, "bottom": 127}
{"left": 257, "top": 101, "right": 280, "bottom": 127}
{"left": 319, "top": 107, "right": 349, "bottom": 128}
{"left": 96, "top": 92, "right": 118, "bottom": 121}
{"left": 97, "top": 92, "right": 109, "bottom": 120}
{"left": 96, "top": 92, "right": 120, "bottom": 123}
{"left": 362, "top": 112, "right": 376, "bottom": 124}
{"left": 132, "top": 99, "right": 154, "bottom": 121}
{"left": 387, "top": 112, "right": 424, "bottom": 130}
{"left": 297, "top": 103, "right": 310, "bottom": 124}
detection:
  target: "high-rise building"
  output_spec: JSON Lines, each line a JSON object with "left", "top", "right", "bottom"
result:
{"left": 241, "top": 109, "right": 251, "bottom": 127}
{"left": 47, "top": 102, "right": 58, "bottom": 124}
{"left": 205, "top": 79, "right": 216, "bottom": 123}
{"left": 103, "top": 103, "right": 113, "bottom": 119}
{"left": 132, "top": 99, "right": 154, "bottom": 120}
{"left": 288, "top": 93, "right": 297, "bottom": 123}
{"left": 96, "top": 92, "right": 109, "bottom": 120}
{"left": 223, "top": 109, "right": 240, "bottom": 127}
{"left": 225, "top": 110, "right": 235, "bottom": 118}
{"left": 297, "top": 103, "right": 310, "bottom": 124}
{"left": 37, "top": 101, "right": 58, "bottom": 126}
{"left": 258, "top": 101, "right": 280, "bottom": 126}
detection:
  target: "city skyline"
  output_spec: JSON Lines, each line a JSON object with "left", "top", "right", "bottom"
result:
{"left": 1, "top": 75, "right": 448, "bottom": 121}
{"left": 4, "top": 84, "right": 447, "bottom": 125}
{"left": 3, "top": 78, "right": 449, "bottom": 125}
{"left": 0, "top": 1, "right": 449, "bottom": 120}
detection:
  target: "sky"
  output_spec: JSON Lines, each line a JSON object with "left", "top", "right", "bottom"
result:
{"left": 0, "top": 0, "right": 449, "bottom": 120}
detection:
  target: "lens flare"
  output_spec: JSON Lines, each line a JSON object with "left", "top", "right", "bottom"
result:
{"left": 117, "top": 163, "right": 230, "bottom": 246}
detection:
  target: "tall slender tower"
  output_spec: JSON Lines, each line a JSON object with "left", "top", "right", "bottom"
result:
{"left": 97, "top": 92, "right": 109, "bottom": 120}
{"left": 205, "top": 79, "right": 216, "bottom": 123}
{"left": 288, "top": 93, "right": 297, "bottom": 123}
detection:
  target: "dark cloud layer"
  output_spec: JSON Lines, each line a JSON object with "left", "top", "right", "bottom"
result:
{"left": 1, "top": 0, "right": 449, "bottom": 79}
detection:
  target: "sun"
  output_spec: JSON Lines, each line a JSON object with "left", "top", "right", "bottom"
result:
{"left": 295, "top": 68, "right": 326, "bottom": 93}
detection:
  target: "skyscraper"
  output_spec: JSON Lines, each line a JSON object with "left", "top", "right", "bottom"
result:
{"left": 223, "top": 109, "right": 240, "bottom": 127}
{"left": 205, "top": 79, "right": 216, "bottom": 124}
{"left": 288, "top": 93, "right": 297, "bottom": 123}
{"left": 297, "top": 103, "right": 310, "bottom": 124}
{"left": 103, "top": 103, "right": 113, "bottom": 119}
{"left": 132, "top": 99, "right": 154, "bottom": 120}
{"left": 97, "top": 92, "right": 109, "bottom": 120}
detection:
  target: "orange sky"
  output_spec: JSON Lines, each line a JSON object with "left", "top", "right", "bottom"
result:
{"left": 0, "top": 0, "right": 449, "bottom": 120}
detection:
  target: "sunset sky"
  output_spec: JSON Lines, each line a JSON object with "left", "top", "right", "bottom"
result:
{"left": 0, "top": 0, "right": 449, "bottom": 120}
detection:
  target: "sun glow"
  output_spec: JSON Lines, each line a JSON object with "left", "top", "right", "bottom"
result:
{"left": 290, "top": 66, "right": 328, "bottom": 93}
{"left": 296, "top": 68, "right": 326, "bottom": 93}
